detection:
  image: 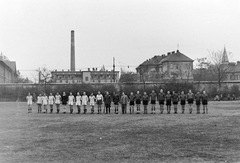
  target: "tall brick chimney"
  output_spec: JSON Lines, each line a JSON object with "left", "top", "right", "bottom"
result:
{"left": 71, "top": 30, "right": 75, "bottom": 71}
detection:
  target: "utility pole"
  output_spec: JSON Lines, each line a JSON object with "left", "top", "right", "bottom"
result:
{"left": 113, "top": 57, "right": 115, "bottom": 82}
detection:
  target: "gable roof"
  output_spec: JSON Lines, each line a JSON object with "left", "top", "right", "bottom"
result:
{"left": 136, "top": 55, "right": 166, "bottom": 69}
{"left": 159, "top": 50, "right": 193, "bottom": 63}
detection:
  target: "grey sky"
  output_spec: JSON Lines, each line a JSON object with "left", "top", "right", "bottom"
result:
{"left": 1, "top": 0, "right": 240, "bottom": 79}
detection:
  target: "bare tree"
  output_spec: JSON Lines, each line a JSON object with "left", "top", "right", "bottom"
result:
{"left": 208, "top": 50, "right": 233, "bottom": 89}
{"left": 36, "top": 66, "right": 52, "bottom": 92}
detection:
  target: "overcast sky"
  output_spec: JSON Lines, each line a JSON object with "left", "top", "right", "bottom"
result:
{"left": 1, "top": 0, "right": 240, "bottom": 79}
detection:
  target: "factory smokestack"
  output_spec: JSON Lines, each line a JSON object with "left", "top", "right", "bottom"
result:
{"left": 71, "top": 30, "right": 75, "bottom": 71}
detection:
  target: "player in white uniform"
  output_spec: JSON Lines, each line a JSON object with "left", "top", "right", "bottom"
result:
{"left": 81, "top": 92, "right": 88, "bottom": 114}
{"left": 89, "top": 93, "right": 96, "bottom": 114}
{"left": 37, "top": 94, "right": 43, "bottom": 113}
{"left": 48, "top": 93, "right": 55, "bottom": 113}
{"left": 42, "top": 93, "right": 48, "bottom": 113}
{"left": 68, "top": 92, "right": 75, "bottom": 114}
{"left": 26, "top": 93, "right": 33, "bottom": 113}
{"left": 96, "top": 91, "right": 104, "bottom": 114}
{"left": 75, "top": 92, "right": 81, "bottom": 114}
{"left": 55, "top": 92, "right": 61, "bottom": 113}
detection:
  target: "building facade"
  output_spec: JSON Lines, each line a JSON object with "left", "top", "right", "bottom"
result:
{"left": 0, "top": 54, "right": 17, "bottom": 83}
{"left": 136, "top": 50, "right": 194, "bottom": 82}
{"left": 51, "top": 69, "right": 119, "bottom": 84}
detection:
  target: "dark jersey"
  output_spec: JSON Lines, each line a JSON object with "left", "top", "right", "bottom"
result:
{"left": 165, "top": 94, "right": 171, "bottom": 100}
{"left": 142, "top": 95, "right": 149, "bottom": 101}
{"left": 149, "top": 93, "right": 157, "bottom": 101}
{"left": 180, "top": 94, "right": 186, "bottom": 100}
{"left": 195, "top": 94, "right": 201, "bottom": 101}
{"left": 158, "top": 93, "right": 165, "bottom": 101}
{"left": 172, "top": 93, "right": 179, "bottom": 102}
{"left": 135, "top": 94, "right": 142, "bottom": 101}
{"left": 202, "top": 94, "right": 208, "bottom": 101}
{"left": 113, "top": 94, "right": 120, "bottom": 104}
{"left": 187, "top": 93, "right": 194, "bottom": 99}
{"left": 62, "top": 95, "right": 68, "bottom": 105}
{"left": 129, "top": 95, "right": 135, "bottom": 102}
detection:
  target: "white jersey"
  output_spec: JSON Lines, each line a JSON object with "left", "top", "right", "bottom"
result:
{"left": 37, "top": 96, "right": 42, "bottom": 104}
{"left": 48, "top": 95, "right": 55, "bottom": 105}
{"left": 42, "top": 96, "right": 48, "bottom": 105}
{"left": 26, "top": 95, "right": 33, "bottom": 105}
{"left": 76, "top": 95, "right": 81, "bottom": 106}
{"left": 68, "top": 95, "right": 75, "bottom": 105}
{"left": 81, "top": 95, "right": 88, "bottom": 105}
{"left": 89, "top": 95, "right": 96, "bottom": 106}
{"left": 55, "top": 95, "right": 61, "bottom": 104}
{"left": 96, "top": 94, "right": 103, "bottom": 101}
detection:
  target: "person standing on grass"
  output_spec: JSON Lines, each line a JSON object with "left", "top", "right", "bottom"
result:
{"left": 62, "top": 92, "right": 68, "bottom": 114}
{"left": 42, "top": 93, "right": 48, "bottom": 113}
{"left": 89, "top": 93, "right": 96, "bottom": 114}
{"left": 129, "top": 92, "right": 135, "bottom": 114}
{"left": 96, "top": 91, "right": 104, "bottom": 114}
{"left": 195, "top": 91, "right": 201, "bottom": 114}
{"left": 202, "top": 91, "right": 208, "bottom": 114}
{"left": 142, "top": 92, "right": 149, "bottom": 114}
{"left": 48, "top": 93, "right": 55, "bottom": 114}
{"left": 37, "top": 94, "right": 43, "bottom": 113}
{"left": 104, "top": 91, "right": 112, "bottom": 114}
{"left": 180, "top": 91, "right": 186, "bottom": 114}
{"left": 158, "top": 89, "right": 165, "bottom": 114}
{"left": 120, "top": 92, "right": 128, "bottom": 114}
{"left": 75, "top": 92, "right": 81, "bottom": 114}
{"left": 135, "top": 91, "right": 142, "bottom": 114}
{"left": 113, "top": 92, "right": 120, "bottom": 114}
{"left": 68, "top": 92, "right": 75, "bottom": 114}
{"left": 150, "top": 90, "right": 157, "bottom": 114}
{"left": 81, "top": 92, "right": 88, "bottom": 114}
{"left": 26, "top": 93, "right": 33, "bottom": 113}
{"left": 172, "top": 91, "right": 179, "bottom": 114}
{"left": 166, "top": 91, "right": 172, "bottom": 114}
{"left": 55, "top": 92, "right": 61, "bottom": 113}
{"left": 187, "top": 90, "right": 194, "bottom": 114}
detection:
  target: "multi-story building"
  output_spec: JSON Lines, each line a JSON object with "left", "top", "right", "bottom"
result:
{"left": 136, "top": 50, "right": 194, "bottom": 82}
{"left": 0, "top": 54, "right": 17, "bottom": 83}
{"left": 51, "top": 68, "right": 119, "bottom": 84}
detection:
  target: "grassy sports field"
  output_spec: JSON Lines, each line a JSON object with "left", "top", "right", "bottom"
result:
{"left": 0, "top": 101, "right": 240, "bottom": 163}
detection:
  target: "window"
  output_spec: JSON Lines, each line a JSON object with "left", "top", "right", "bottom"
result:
{"left": 85, "top": 77, "right": 89, "bottom": 81}
{"left": 170, "top": 64, "right": 173, "bottom": 69}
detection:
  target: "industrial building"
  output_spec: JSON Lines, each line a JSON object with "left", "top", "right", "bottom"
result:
{"left": 51, "top": 30, "right": 119, "bottom": 84}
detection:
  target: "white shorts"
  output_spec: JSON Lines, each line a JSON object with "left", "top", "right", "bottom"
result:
{"left": 69, "top": 101, "right": 74, "bottom": 105}
{"left": 27, "top": 102, "right": 32, "bottom": 105}
{"left": 82, "top": 101, "right": 87, "bottom": 106}
{"left": 90, "top": 102, "right": 95, "bottom": 106}
{"left": 76, "top": 101, "right": 81, "bottom": 106}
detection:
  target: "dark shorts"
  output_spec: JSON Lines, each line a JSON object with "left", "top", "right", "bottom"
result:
{"left": 97, "top": 100, "right": 102, "bottom": 105}
{"left": 136, "top": 99, "right": 141, "bottom": 104}
{"left": 114, "top": 102, "right": 119, "bottom": 105}
{"left": 105, "top": 104, "right": 111, "bottom": 108}
{"left": 159, "top": 100, "right": 164, "bottom": 105}
{"left": 173, "top": 101, "right": 178, "bottom": 105}
{"left": 166, "top": 100, "right": 171, "bottom": 106}
{"left": 151, "top": 100, "right": 156, "bottom": 104}
{"left": 143, "top": 100, "right": 148, "bottom": 105}
{"left": 181, "top": 100, "right": 186, "bottom": 105}
{"left": 196, "top": 100, "right": 201, "bottom": 105}
{"left": 130, "top": 101, "right": 135, "bottom": 106}
{"left": 202, "top": 100, "right": 208, "bottom": 105}
{"left": 188, "top": 99, "right": 193, "bottom": 104}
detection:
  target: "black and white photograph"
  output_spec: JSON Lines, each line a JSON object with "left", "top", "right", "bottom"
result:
{"left": 0, "top": 0, "right": 240, "bottom": 162}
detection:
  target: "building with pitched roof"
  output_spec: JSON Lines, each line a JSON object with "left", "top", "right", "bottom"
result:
{"left": 0, "top": 53, "right": 17, "bottom": 83}
{"left": 136, "top": 50, "right": 194, "bottom": 82}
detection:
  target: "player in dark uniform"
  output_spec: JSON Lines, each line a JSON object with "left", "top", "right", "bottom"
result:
{"left": 179, "top": 91, "right": 186, "bottom": 114}
{"left": 165, "top": 91, "right": 172, "bottom": 114}
{"left": 61, "top": 92, "right": 68, "bottom": 114}
{"left": 104, "top": 91, "right": 112, "bottom": 114}
{"left": 195, "top": 91, "right": 201, "bottom": 114}
{"left": 158, "top": 89, "right": 165, "bottom": 114}
{"left": 150, "top": 90, "right": 157, "bottom": 114}
{"left": 202, "top": 91, "right": 208, "bottom": 114}
{"left": 142, "top": 92, "right": 149, "bottom": 114}
{"left": 129, "top": 92, "right": 135, "bottom": 114}
{"left": 135, "top": 91, "right": 142, "bottom": 114}
{"left": 172, "top": 91, "right": 179, "bottom": 114}
{"left": 113, "top": 92, "right": 120, "bottom": 114}
{"left": 187, "top": 90, "right": 194, "bottom": 114}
